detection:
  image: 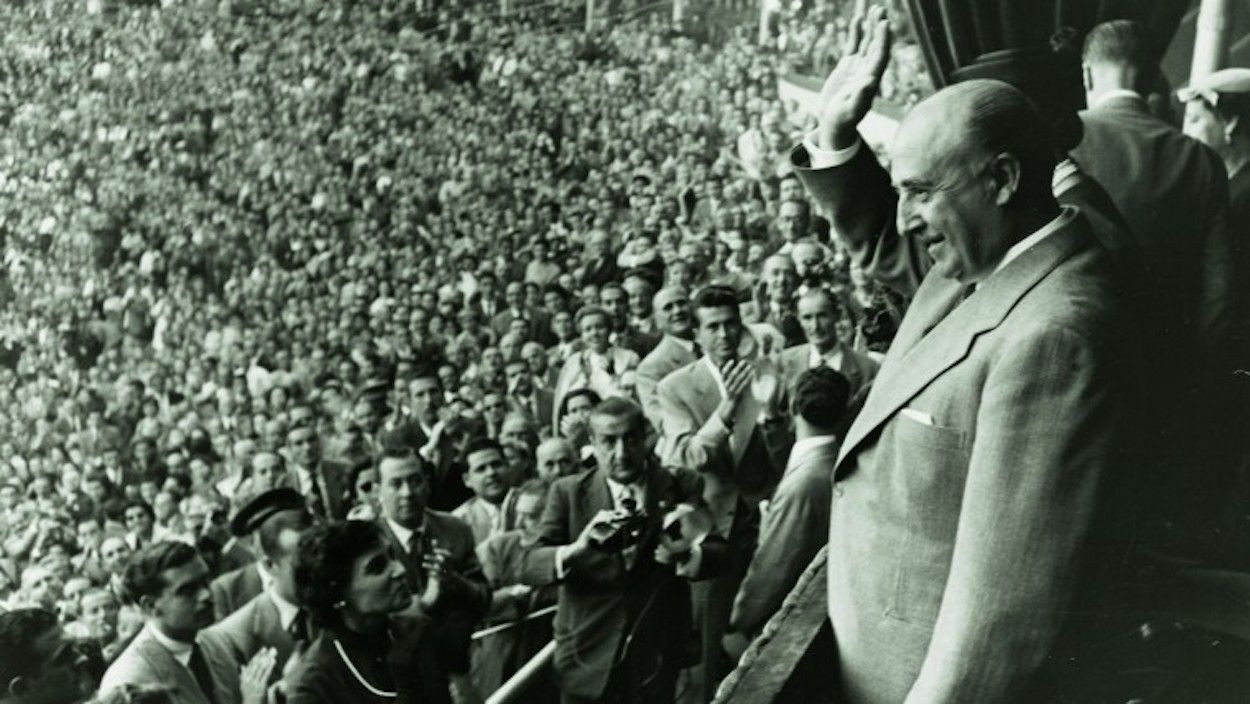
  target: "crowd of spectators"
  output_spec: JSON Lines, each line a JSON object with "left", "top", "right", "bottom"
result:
{"left": 0, "top": 0, "right": 927, "bottom": 702}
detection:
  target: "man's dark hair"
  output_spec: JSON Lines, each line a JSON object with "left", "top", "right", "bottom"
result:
{"left": 0, "top": 608, "right": 59, "bottom": 685}
{"left": 1082, "top": 20, "right": 1151, "bottom": 71}
{"left": 123, "top": 499, "right": 155, "bottom": 522}
{"left": 692, "top": 285, "right": 741, "bottom": 325}
{"left": 256, "top": 510, "right": 314, "bottom": 561}
{"left": 779, "top": 197, "right": 811, "bottom": 220}
{"left": 589, "top": 397, "right": 646, "bottom": 436}
{"left": 463, "top": 435, "right": 504, "bottom": 462}
{"left": 515, "top": 477, "right": 550, "bottom": 501}
{"left": 791, "top": 367, "right": 852, "bottom": 430}
{"left": 559, "top": 387, "right": 602, "bottom": 417}
{"left": 374, "top": 447, "right": 426, "bottom": 477}
{"left": 120, "top": 541, "right": 199, "bottom": 605}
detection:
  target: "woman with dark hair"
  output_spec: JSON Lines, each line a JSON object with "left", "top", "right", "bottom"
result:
{"left": 285, "top": 520, "right": 452, "bottom": 704}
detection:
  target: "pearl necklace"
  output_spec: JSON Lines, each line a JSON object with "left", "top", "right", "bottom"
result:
{"left": 332, "top": 639, "right": 398, "bottom": 699}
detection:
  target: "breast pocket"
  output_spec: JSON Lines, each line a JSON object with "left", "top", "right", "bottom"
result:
{"left": 883, "top": 412, "right": 971, "bottom": 625}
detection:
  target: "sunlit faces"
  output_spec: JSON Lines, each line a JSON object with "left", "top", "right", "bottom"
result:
{"left": 147, "top": 556, "right": 214, "bottom": 641}
{"left": 578, "top": 310, "right": 612, "bottom": 354}
{"left": 536, "top": 439, "right": 577, "bottom": 480}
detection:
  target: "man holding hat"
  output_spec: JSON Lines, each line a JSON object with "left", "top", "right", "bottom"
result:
{"left": 201, "top": 488, "right": 315, "bottom": 703}
{"left": 1180, "top": 68, "right": 1250, "bottom": 232}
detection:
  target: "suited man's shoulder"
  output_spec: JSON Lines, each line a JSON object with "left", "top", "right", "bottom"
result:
{"left": 655, "top": 357, "right": 704, "bottom": 397}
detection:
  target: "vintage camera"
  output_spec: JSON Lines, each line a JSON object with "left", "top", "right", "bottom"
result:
{"left": 591, "top": 503, "right": 649, "bottom": 553}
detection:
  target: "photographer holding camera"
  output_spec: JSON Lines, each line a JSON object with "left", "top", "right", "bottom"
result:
{"left": 520, "top": 397, "right": 705, "bottom": 704}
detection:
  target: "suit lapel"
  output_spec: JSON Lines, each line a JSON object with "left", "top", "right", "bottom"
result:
{"left": 837, "top": 214, "right": 1093, "bottom": 470}
{"left": 135, "top": 632, "right": 209, "bottom": 704}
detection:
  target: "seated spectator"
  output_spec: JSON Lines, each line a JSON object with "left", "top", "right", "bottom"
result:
{"left": 453, "top": 438, "right": 513, "bottom": 546}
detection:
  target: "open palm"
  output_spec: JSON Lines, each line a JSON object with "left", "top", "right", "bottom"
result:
{"left": 816, "top": 4, "right": 893, "bottom": 150}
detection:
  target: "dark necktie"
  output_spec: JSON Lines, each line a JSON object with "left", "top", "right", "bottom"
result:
{"left": 407, "top": 530, "right": 425, "bottom": 588}
{"left": 288, "top": 609, "right": 310, "bottom": 646}
{"left": 188, "top": 643, "right": 218, "bottom": 704}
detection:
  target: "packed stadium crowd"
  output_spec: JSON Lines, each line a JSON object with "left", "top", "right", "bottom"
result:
{"left": 3, "top": 0, "right": 1250, "bottom": 701}
{"left": 0, "top": 0, "right": 923, "bottom": 702}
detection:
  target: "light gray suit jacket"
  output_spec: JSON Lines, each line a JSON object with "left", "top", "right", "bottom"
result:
{"left": 199, "top": 591, "right": 298, "bottom": 702}
{"left": 776, "top": 342, "right": 879, "bottom": 401}
{"left": 825, "top": 214, "right": 1135, "bottom": 704}
{"left": 729, "top": 437, "right": 837, "bottom": 638}
{"left": 634, "top": 335, "right": 697, "bottom": 429}
{"left": 100, "top": 625, "right": 238, "bottom": 704}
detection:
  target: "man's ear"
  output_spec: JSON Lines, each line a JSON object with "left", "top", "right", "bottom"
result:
{"left": 1082, "top": 63, "right": 1093, "bottom": 94}
{"left": 138, "top": 593, "right": 157, "bottom": 615}
{"left": 989, "top": 153, "right": 1022, "bottom": 207}
{"left": 8, "top": 675, "right": 28, "bottom": 699}
{"left": 1226, "top": 115, "right": 1241, "bottom": 142}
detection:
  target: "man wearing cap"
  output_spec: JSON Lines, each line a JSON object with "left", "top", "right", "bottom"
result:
{"left": 200, "top": 488, "right": 314, "bottom": 703}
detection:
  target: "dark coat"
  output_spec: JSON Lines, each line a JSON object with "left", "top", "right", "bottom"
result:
{"left": 209, "top": 564, "right": 263, "bottom": 621}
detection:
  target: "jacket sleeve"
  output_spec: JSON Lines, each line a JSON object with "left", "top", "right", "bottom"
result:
{"left": 520, "top": 480, "right": 572, "bottom": 586}
{"left": 730, "top": 473, "right": 830, "bottom": 636}
{"left": 655, "top": 375, "right": 730, "bottom": 473}
{"left": 634, "top": 359, "right": 665, "bottom": 429}
{"left": 792, "top": 140, "right": 928, "bottom": 298}
{"left": 904, "top": 323, "right": 1127, "bottom": 703}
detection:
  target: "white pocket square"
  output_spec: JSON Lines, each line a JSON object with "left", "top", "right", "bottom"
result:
{"left": 900, "top": 407, "right": 935, "bottom": 426}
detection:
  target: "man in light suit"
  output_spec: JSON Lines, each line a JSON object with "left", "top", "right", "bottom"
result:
{"left": 1074, "top": 20, "right": 1237, "bottom": 554}
{"left": 199, "top": 489, "right": 314, "bottom": 703}
{"left": 634, "top": 286, "right": 697, "bottom": 429}
{"left": 102, "top": 542, "right": 271, "bottom": 704}
{"left": 728, "top": 367, "right": 849, "bottom": 643}
{"left": 656, "top": 285, "right": 788, "bottom": 504}
{"left": 794, "top": 22, "right": 1137, "bottom": 702}
{"left": 777, "top": 287, "right": 880, "bottom": 401}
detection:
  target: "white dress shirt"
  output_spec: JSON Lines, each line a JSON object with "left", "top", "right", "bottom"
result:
{"left": 144, "top": 623, "right": 194, "bottom": 667}
{"left": 784, "top": 435, "right": 837, "bottom": 477}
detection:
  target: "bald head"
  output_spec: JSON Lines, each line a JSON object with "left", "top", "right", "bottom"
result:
{"left": 889, "top": 80, "right": 1059, "bottom": 284}
{"left": 653, "top": 285, "right": 692, "bottom": 338}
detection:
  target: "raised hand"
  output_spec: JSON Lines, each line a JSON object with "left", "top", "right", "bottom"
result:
{"left": 815, "top": 4, "right": 893, "bottom": 151}
{"left": 239, "top": 646, "right": 278, "bottom": 704}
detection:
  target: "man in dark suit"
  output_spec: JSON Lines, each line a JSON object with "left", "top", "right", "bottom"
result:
{"left": 634, "top": 286, "right": 697, "bottom": 429}
{"left": 520, "top": 397, "right": 700, "bottom": 704}
{"left": 375, "top": 450, "right": 490, "bottom": 677}
{"left": 102, "top": 542, "right": 271, "bottom": 704}
{"left": 200, "top": 489, "right": 314, "bottom": 703}
{"left": 600, "top": 282, "right": 660, "bottom": 357}
{"left": 777, "top": 287, "right": 880, "bottom": 401}
{"left": 283, "top": 425, "right": 346, "bottom": 520}
{"left": 492, "top": 281, "right": 554, "bottom": 346}
{"left": 1074, "top": 19, "right": 1236, "bottom": 554}
{"left": 504, "top": 358, "right": 554, "bottom": 431}
{"left": 728, "top": 368, "right": 849, "bottom": 642}
{"left": 795, "top": 33, "right": 1137, "bottom": 700}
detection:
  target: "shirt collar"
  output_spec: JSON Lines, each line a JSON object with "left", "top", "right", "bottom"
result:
{"left": 268, "top": 586, "right": 301, "bottom": 631}
{"left": 144, "top": 622, "right": 194, "bottom": 666}
{"left": 668, "top": 335, "right": 694, "bottom": 352}
{"left": 807, "top": 342, "right": 846, "bottom": 371}
{"left": 1094, "top": 89, "right": 1144, "bottom": 109}
{"left": 385, "top": 515, "right": 424, "bottom": 548}
{"left": 989, "top": 207, "right": 1076, "bottom": 279}
{"left": 605, "top": 475, "right": 646, "bottom": 509}
{"left": 786, "top": 435, "right": 837, "bottom": 476}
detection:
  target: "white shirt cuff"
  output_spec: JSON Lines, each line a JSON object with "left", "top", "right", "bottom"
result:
{"left": 555, "top": 544, "right": 574, "bottom": 579}
{"left": 801, "top": 132, "right": 861, "bottom": 169}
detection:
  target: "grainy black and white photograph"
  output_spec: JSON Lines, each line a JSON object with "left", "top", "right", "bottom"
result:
{"left": 0, "top": 0, "right": 1247, "bottom": 702}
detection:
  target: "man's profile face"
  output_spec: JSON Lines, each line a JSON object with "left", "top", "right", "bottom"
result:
{"left": 589, "top": 412, "right": 646, "bottom": 485}
{"left": 378, "top": 456, "right": 429, "bottom": 529}
{"left": 694, "top": 305, "right": 744, "bottom": 366}
{"left": 797, "top": 293, "right": 840, "bottom": 349}
{"left": 150, "top": 557, "right": 213, "bottom": 641}
{"left": 889, "top": 106, "right": 1006, "bottom": 284}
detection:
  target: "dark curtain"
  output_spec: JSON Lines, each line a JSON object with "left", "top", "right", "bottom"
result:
{"left": 905, "top": 0, "right": 1193, "bottom": 89}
